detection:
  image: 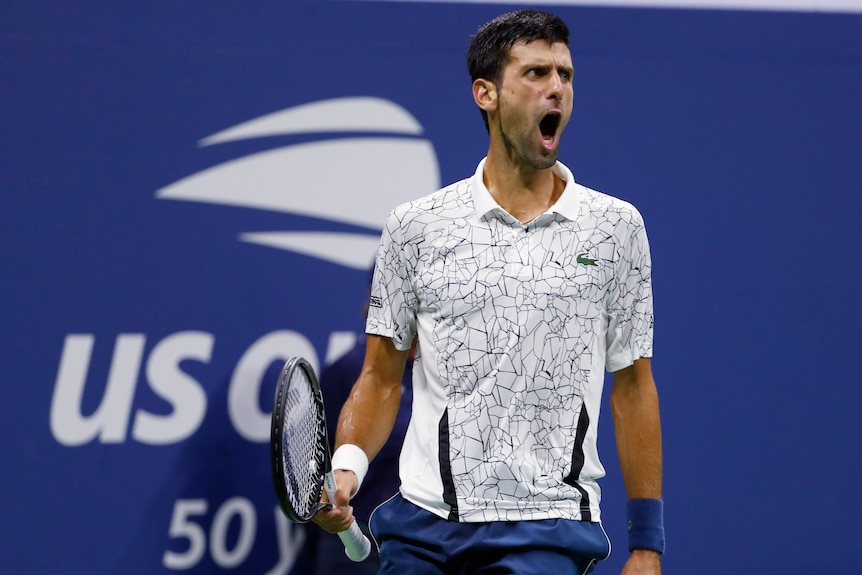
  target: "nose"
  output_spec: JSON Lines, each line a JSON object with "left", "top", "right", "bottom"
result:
{"left": 548, "top": 71, "right": 563, "bottom": 101}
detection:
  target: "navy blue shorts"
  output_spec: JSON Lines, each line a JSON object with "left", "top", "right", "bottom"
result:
{"left": 369, "top": 494, "right": 611, "bottom": 575}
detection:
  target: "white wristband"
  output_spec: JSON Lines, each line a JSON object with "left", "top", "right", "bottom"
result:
{"left": 331, "top": 444, "right": 369, "bottom": 493}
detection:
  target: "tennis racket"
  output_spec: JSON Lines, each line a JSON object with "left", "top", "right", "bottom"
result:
{"left": 270, "top": 356, "right": 371, "bottom": 562}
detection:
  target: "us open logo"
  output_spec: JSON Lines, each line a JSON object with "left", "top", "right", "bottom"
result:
{"left": 49, "top": 98, "right": 441, "bottom": 449}
{"left": 156, "top": 96, "right": 441, "bottom": 269}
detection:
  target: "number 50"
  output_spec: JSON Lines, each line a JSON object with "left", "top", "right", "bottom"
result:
{"left": 163, "top": 498, "right": 257, "bottom": 570}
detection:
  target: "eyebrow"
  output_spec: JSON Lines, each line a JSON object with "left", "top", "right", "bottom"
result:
{"left": 520, "top": 61, "right": 575, "bottom": 77}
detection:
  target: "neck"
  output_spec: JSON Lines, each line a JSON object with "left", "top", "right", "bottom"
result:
{"left": 482, "top": 152, "right": 563, "bottom": 224}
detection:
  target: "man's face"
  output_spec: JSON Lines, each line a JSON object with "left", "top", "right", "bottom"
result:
{"left": 495, "top": 39, "right": 574, "bottom": 170}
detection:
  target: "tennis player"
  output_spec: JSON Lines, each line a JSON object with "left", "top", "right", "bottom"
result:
{"left": 314, "top": 9, "right": 664, "bottom": 574}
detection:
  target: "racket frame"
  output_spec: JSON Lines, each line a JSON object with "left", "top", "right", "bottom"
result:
{"left": 270, "top": 356, "right": 371, "bottom": 561}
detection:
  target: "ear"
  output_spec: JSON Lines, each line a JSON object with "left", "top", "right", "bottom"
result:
{"left": 472, "top": 78, "right": 497, "bottom": 113}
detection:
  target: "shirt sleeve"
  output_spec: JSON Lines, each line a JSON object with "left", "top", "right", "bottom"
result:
{"left": 366, "top": 206, "right": 418, "bottom": 351}
{"left": 605, "top": 208, "right": 654, "bottom": 372}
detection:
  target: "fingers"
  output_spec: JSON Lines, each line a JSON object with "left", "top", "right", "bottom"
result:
{"left": 312, "top": 503, "right": 355, "bottom": 534}
{"left": 313, "top": 469, "right": 360, "bottom": 533}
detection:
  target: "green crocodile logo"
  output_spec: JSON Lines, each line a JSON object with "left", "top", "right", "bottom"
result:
{"left": 576, "top": 253, "right": 599, "bottom": 266}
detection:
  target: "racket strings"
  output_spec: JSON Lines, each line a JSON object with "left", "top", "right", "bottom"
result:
{"left": 281, "top": 367, "right": 327, "bottom": 519}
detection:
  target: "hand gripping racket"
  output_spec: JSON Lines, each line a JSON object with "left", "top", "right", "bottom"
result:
{"left": 270, "top": 356, "right": 371, "bottom": 562}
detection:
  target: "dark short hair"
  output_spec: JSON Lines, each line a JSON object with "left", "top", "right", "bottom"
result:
{"left": 466, "top": 10, "right": 570, "bottom": 131}
{"left": 467, "top": 9, "right": 570, "bottom": 84}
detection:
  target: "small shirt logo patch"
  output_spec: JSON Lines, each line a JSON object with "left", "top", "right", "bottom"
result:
{"left": 576, "top": 253, "right": 599, "bottom": 266}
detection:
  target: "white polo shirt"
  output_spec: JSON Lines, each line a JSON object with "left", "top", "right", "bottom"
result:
{"left": 366, "top": 158, "right": 653, "bottom": 523}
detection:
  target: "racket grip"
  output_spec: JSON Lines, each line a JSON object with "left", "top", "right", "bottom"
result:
{"left": 338, "top": 521, "right": 371, "bottom": 562}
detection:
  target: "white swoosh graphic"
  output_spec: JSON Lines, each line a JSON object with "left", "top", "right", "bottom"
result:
{"left": 240, "top": 231, "right": 381, "bottom": 270}
{"left": 156, "top": 137, "right": 439, "bottom": 230}
{"left": 199, "top": 97, "right": 423, "bottom": 147}
{"left": 158, "top": 98, "right": 439, "bottom": 269}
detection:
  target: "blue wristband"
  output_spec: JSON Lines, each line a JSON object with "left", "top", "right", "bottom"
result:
{"left": 626, "top": 498, "right": 665, "bottom": 554}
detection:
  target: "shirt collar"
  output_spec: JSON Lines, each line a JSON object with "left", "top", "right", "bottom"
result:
{"left": 470, "top": 157, "right": 581, "bottom": 222}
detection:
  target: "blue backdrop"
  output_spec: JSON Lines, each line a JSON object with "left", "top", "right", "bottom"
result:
{"left": 2, "top": 1, "right": 861, "bottom": 573}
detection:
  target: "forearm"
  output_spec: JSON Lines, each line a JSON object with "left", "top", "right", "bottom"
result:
{"left": 315, "top": 336, "right": 407, "bottom": 528}
{"left": 335, "top": 370, "right": 402, "bottom": 461}
{"left": 612, "top": 359, "right": 664, "bottom": 569}
{"left": 611, "top": 359, "right": 662, "bottom": 500}
{"left": 334, "top": 334, "right": 408, "bottom": 462}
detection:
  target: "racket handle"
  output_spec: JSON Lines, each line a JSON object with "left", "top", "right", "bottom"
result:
{"left": 338, "top": 520, "right": 372, "bottom": 562}
{"left": 325, "top": 471, "right": 372, "bottom": 562}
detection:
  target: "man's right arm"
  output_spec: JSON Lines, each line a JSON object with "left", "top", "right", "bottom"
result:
{"left": 312, "top": 334, "right": 409, "bottom": 533}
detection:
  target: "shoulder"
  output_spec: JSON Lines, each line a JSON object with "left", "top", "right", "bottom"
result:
{"left": 574, "top": 184, "right": 647, "bottom": 238}
{"left": 384, "top": 176, "right": 474, "bottom": 230}
{"left": 579, "top": 184, "right": 644, "bottom": 223}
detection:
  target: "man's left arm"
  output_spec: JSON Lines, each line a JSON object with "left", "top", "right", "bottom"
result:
{"left": 611, "top": 357, "right": 663, "bottom": 575}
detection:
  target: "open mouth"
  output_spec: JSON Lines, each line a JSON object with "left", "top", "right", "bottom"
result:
{"left": 539, "top": 112, "right": 561, "bottom": 146}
